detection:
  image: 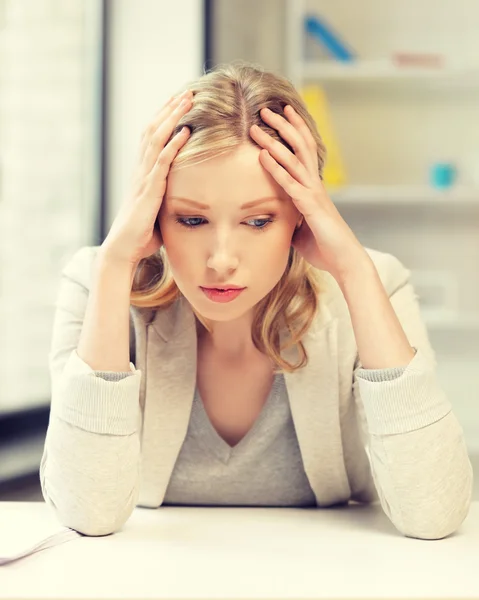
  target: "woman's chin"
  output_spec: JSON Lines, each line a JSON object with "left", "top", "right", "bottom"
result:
{"left": 185, "top": 295, "right": 254, "bottom": 323}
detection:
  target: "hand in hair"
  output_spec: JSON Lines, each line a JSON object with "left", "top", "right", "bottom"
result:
{"left": 250, "top": 105, "right": 369, "bottom": 283}
{"left": 100, "top": 90, "right": 193, "bottom": 267}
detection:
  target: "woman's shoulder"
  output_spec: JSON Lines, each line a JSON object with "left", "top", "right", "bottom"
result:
{"left": 60, "top": 245, "right": 101, "bottom": 290}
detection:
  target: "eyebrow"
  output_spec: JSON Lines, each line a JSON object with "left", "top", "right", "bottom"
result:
{"left": 166, "top": 196, "right": 282, "bottom": 210}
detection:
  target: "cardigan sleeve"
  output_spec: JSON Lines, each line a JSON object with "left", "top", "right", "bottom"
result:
{"left": 40, "top": 247, "right": 142, "bottom": 537}
{"left": 352, "top": 255, "right": 473, "bottom": 540}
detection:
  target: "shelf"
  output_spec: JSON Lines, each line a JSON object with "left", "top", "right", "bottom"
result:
{"left": 302, "top": 58, "right": 479, "bottom": 83}
{"left": 424, "top": 314, "right": 479, "bottom": 332}
{"left": 329, "top": 185, "right": 479, "bottom": 207}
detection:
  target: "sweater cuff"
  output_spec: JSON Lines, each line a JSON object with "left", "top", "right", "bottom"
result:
{"left": 355, "top": 347, "right": 452, "bottom": 435}
{"left": 355, "top": 361, "right": 409, "bottom": 382}
{"left": 51, "top": 350, "right": 142, "bottom": 435}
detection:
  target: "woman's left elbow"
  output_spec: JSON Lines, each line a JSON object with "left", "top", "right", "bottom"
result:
{"left": 401, "top": 472, "right": 474, "bottom": 540}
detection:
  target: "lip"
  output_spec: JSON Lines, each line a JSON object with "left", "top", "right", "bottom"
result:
{"left": 201, "top": 284, "right": 244, "bottom": 290}
{"left": 200, "top": 286, "right": 246, "bottom": 303}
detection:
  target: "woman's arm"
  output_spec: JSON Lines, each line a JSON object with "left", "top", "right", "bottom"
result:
{"left": 351, "top": 253, "right": 473, "bottom": 539}
{"left": 40, "top": 247, "right": 142, "bottom": 536}
{"left": 76, "top": 248, "right": 136, "bottom": 372}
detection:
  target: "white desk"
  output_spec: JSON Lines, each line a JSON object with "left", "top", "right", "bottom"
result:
{"left": 0, "top": 501, "right": 478, "bottom": 599}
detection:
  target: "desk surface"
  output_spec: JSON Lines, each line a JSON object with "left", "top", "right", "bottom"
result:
{"left": 0, "top": 501, "right": 478, "bottom": 599}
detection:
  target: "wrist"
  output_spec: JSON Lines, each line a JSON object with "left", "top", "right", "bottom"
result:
{"left": 96, "top": 247, "right": 140, "bottom": 291}
{"left": 97, "top": 244, "right": 139, "bottom": 274}
{"left": 336, "top": 252, "right": 376, "bottom": 292}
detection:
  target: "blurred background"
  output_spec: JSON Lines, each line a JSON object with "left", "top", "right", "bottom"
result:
{"left": 0, "top": 0, "right": 478, "bottom": 501}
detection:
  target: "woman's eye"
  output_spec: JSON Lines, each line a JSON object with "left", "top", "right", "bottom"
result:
{"left": 175, "top": 216, "right": 274, "bottom": 230}
{"left": 176, "top": 217, "right": 205, "bottom": 228}
{"left": 246, "top": 218, "right": 273, "bottom": 230}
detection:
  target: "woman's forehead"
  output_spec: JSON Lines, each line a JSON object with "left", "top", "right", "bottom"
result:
{"left": 167, "top": 145, "right": 289, "bottom": 205}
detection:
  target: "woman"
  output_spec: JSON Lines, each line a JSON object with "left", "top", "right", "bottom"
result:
{"left": 40, "top": 63, "right": 473, "bottom": 539}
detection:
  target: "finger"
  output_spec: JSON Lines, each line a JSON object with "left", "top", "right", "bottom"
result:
{"left": 144, "top": 90, "right": 190, "bottom": 135}
{"left": 284, "top": 105, "right": 318, "bottom": 154}
{"left": 142, "top": 97, "right": 193, "bottom": 175}
{"left": 138, "top": 91, "right": 190, "bottom": 160}
{"left": 258, "top": 149, "right": 305, "bottom": 201}
{"left": 260, "top": 107, "right": 317, "bottom": 177}
{"left": 250, "top": 124, "right": 311, "bottom": 187}
{"left": 138, "top": 95, "right": 179, "bottom": 159}
{"left": 155, "top": 125, "right": 191, "bottom": 176}
{"left": 139, "top": 90, "right": 191, "bottom": 160}
{"left": 144, "top": 126, "right": 191, "bottom": 202}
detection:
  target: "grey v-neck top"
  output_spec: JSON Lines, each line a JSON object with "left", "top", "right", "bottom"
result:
{"left": 162, "top": 372, "right": 318, "bottom": 507}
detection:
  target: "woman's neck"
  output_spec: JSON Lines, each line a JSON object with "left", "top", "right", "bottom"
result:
{"left": 195, "top": 317, "right": 258, "bottom": 361}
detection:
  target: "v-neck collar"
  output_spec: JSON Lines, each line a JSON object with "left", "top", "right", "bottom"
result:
{"left": 193, "top": 373, "right": 284, "bottom": 464}
{"left": 135, "top": 285, "right": 353, "bottom": 508}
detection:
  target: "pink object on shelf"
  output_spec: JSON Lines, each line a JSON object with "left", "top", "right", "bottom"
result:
{"left": 392, "top": 52, "right": 445, "bottom": 68}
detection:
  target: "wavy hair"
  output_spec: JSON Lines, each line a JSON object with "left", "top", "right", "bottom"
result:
{"left": 130, "top": 62, "right": 329, "bottom": 372}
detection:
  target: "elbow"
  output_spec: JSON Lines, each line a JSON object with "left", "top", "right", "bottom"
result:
{"left": 62, "top": 516, "right": 128, "bottom": 537}
{"left": 45, "top": 496, "right": 136, "bottom": 537}
{"left": 39, "top": 439, "right": 140, "bottom": 537}
{"left": 399, "top": 468, "right": 474, "bottom": 540}
{"left": 41, "top": 472, "right": 138, "bottom": 537}
{"left": 401, "top": 510, "right": 470, "bottom": 540}
{"left": 400, "top": 510, "right": 470, "bottom": 540}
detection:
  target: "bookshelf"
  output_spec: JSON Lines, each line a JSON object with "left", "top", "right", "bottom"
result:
{"left": 302, "top": 58, "right": 479, "bottom": 84}
{"left": 329, "top": 184, "right": 479, "bottom": 206}
{"left": 285, "top": 0, "right": 479, "bottom": 451}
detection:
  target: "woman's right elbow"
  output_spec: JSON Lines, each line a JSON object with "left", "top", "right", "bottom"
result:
{"left": 40, "top": 447, "right": 140, "bottom": 536}
{"left": 41, "top": 482, "right": 138, "bottom": 537}
{"left": 62, "top": 513, "right": 127, "bottom": 537}
{"left": 47, "top": 498, "right": 135, "bottom": 536}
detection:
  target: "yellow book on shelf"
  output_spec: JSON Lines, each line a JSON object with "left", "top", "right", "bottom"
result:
{"left": 300, "top": 85, "right": 347, "bottom": 186}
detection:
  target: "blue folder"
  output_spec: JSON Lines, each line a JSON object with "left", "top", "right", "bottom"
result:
{"left": 304, "top": 15, "right": 356, "bottom": 62}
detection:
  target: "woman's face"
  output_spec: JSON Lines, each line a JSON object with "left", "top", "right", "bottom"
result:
{"left": 158, "top": 143, "right": 302, "bottom": 322}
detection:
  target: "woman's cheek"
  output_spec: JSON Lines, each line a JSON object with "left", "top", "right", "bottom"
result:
{"left": 164, "top": 231, "right": 196, "bottom": 270}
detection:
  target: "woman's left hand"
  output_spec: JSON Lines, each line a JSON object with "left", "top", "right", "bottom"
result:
{"left": 250, "top": 105, "right": 370, "bottom": 283}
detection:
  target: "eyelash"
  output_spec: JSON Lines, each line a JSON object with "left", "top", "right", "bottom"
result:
{"left": 174, "top": 216, "right": 275, "bottom": 232}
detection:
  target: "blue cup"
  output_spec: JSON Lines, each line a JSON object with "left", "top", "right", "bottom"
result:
{"left": 430, "top": 163, "right": 456, "bottom": 189}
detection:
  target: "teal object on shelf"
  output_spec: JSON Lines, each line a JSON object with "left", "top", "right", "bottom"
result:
{"left": 430, "top": 162, "right": 456, "bottom": 189}
{"left": 304, "top": 15, "right": 356, "bottom": 62}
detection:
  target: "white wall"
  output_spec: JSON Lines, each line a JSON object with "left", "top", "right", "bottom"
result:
{"left": 106, "top": 0, "right": 204, "bottom": 228}
{"left": 0, "top": 0, "right": 101, "bottom": 414}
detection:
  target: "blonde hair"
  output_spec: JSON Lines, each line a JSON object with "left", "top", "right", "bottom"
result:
{"left": 130, "top": 62, "right": 328, "bottom": 373}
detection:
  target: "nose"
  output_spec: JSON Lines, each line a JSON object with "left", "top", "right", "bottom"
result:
{"left": 206, "top": 234, "right": 239, "bottom": 275}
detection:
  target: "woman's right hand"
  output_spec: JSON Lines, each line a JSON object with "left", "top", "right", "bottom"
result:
{"left": 100, "top": 89, "right": 193, "bottom": 267}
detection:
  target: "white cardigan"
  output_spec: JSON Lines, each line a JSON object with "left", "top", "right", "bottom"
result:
{"left": 40, "top": 246, "right": 473, "bottom": 538}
